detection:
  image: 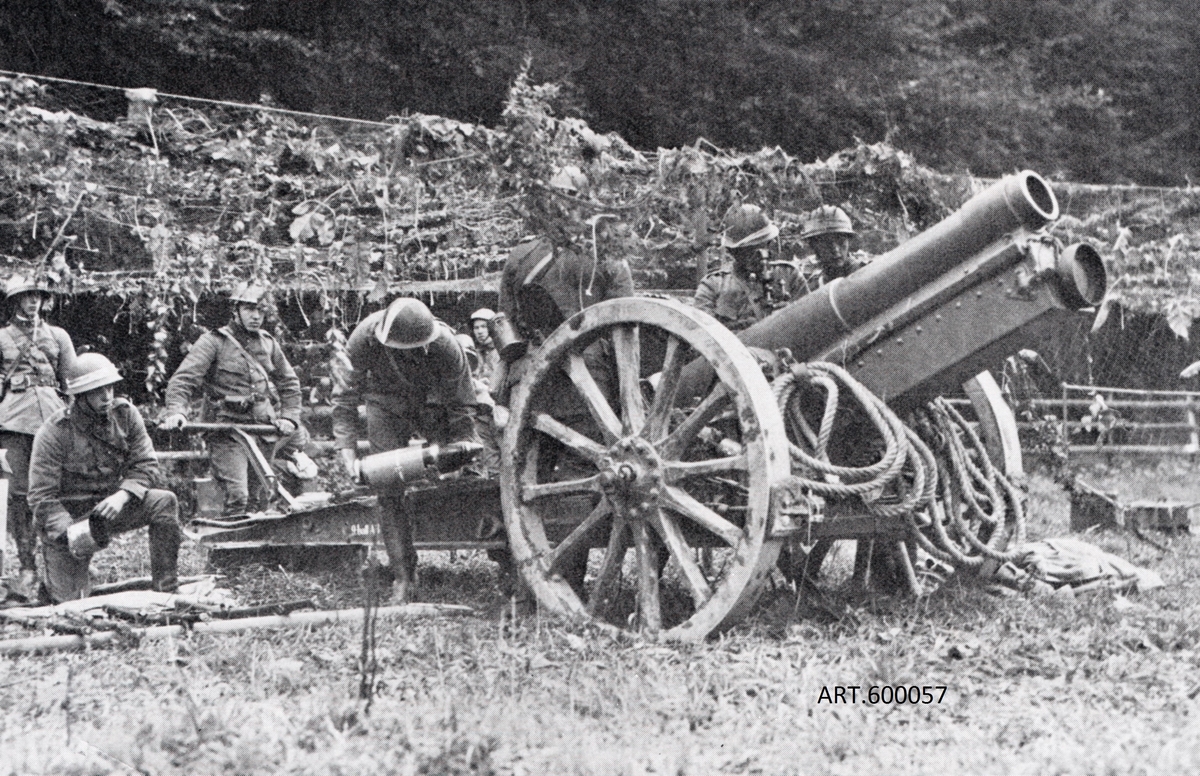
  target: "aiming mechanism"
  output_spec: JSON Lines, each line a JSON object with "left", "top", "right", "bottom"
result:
{"left": 192, "top": 171, "right": 1107, "bottom": 642}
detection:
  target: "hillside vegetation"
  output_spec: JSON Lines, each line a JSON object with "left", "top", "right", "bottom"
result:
{"left": 2, "top": 0, "right": 1198, "bottom": 186}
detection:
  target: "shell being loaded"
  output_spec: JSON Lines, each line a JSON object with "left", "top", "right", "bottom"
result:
{"left": 674, "top": 170, "right": 1107, "bottom": 404}
{"left": 358, "top": 442, "right": 484, "bottom": 491}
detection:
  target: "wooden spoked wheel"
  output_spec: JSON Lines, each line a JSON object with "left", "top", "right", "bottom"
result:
{"left": 962, "top": 371, "right": 1023, "bottom": 479}
{"left": 500, "top": 297, "right": 792, "bottom": 641}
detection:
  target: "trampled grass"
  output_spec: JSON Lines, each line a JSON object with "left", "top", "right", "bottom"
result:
{"left": 3, "top": 461, "right": 1200, "bottom": 775}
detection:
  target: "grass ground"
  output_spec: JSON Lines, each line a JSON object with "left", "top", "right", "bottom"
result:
{"left": 3, "top": 458, "right": 1200, "bottom": 775}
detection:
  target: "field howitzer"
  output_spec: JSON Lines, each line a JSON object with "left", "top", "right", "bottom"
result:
{"left": 500, "top": 170, "right": 1107, "bottom": 641}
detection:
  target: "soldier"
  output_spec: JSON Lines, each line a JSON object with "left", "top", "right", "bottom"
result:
{"left": 467, "top": 308, "right": 501, "bottom": 389}
{"left": 333, "top": 297, "right": 480, "bottom": 602}
{"left": 28, "top": 354, "right": 181, "bottom": 602}
{"left": 694, "top": 204, "right": 803, "bottom": 331}
{"left": 796, "top": 205, "right": 869, "bottom": 292}
{"left": 499, "top": 167, "right": 634, "bottom": 349}
{"left": 159, "top": 282, "right": 310, "bottom": 515}
{"left": 456, "top": 332, "right": 501, "bottom": 475}
{"left": 492, "top": 175, "right": 636, "bottom": 597}
{"left": 0, "top": 275, "right": 77, "bottom": 599}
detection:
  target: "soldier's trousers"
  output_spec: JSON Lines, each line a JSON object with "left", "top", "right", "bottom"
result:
{"left": 0, "top": 431, "right": 36, "bottom": 573}
{"left": 363, "top": 402, "right": 468, "bottom": 583}
{"left": 209, "top": 424, "right": 310, "bottom": 514}
{"left": 38, "top": 489, "right": 182, "bottom": 603}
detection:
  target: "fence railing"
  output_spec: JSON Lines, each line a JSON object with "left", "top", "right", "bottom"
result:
{"left": 949, "top": 383, "right": 1200, "bottom": 457}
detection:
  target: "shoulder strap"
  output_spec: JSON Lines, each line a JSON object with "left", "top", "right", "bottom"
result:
{"left": 1, "top": 325, "right": 40, "bottom": 385}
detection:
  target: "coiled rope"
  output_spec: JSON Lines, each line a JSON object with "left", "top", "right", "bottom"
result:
{"left": 772, "top": 360, "right": 1026, "bottom": 571}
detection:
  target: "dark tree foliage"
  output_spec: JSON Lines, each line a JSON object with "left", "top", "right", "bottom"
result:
{"left": 1, "top": 0, "right": 1197, "bottom": 184}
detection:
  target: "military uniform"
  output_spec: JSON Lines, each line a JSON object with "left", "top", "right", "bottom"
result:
{"left": 164, "top": 321, "right": 307, "bottom": 513}
{"left": 793, "top": 252, "right": 871, "bottom": 295}
{"left": 474, "top": 339, "right": 501, "bottom": 389}
{"left": 332, "top": 313, "right": 479, "bottom": 579}
{"left": 693, "top": 260, "right": 804, "bottom": 331}
{"left": 499, "top": 237, "right": 635, "bottom": 341}
{"left": 0, "top": 315, "right": 76, "bottom": 579}
{"left": 28, "top": 398, "right": 180, "bottom": 602}
{"left": 492, "top": 236, "right": 636, "bottom": 594}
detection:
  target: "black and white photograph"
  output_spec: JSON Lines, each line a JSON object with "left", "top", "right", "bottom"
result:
{"left": 1, "top": 2, "right": 1197, "bottom": 773}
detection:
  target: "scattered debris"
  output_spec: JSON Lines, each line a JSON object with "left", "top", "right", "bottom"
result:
{"left": 993, "top": 537, "right": 1165, "bottom": 596}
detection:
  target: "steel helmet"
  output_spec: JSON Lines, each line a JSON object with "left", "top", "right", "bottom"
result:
{"left": 721, "top": 204, "right": 779, "bottom": 249}
{"left": 4, "top": 275, "right": 51, "bottom": 300}
{"left": 65, "top": 353, "right": 123, "bottom": 395}
{"left": 230, "top": 282, "right": 270, "bottom": 306}
{"left": 548, "top": 165, "right": 589, "bottom": 195}
{"left": 802, "top": 205, "right": 855, "bottom": 239}
{"left": 375, "top": 297, "right": 438, "bottom": 349}
{"left": 469, "top": 307, "right": 496, "bottom": 323}
{"left": 455, "top": 333, "right": 481, "bottom": 371}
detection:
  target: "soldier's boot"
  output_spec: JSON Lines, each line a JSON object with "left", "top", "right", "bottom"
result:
{"left": 8, "top": 496, "right": 39, "bottom": 600}
{"left": 378, "top": 495, "right": 418, "bottom": 603}
{"left": 148, "top": 493, "right": 183, "bottom": 593}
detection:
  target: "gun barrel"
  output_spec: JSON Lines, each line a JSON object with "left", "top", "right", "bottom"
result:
{"left": 677, "top": 171, "right": 1067, "bottom": 404}
{"left": 742, "top": 171, "right": 1059, "bottom": 358}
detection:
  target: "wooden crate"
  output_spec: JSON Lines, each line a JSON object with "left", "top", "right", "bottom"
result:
{"left": 1069, "top": 484, "right": 1192, "bottom": 533}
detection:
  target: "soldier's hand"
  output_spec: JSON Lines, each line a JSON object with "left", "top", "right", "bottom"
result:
{"left": 273, "top": 417, "right": 297, "bottom": 435}
{"left": 159, "top": 413, "right": 188, "bottom": 430}
{"left": 93, "top": 490, "right": 132, "bottom": 520}
{"left": 340, "top": 448, "right": 361, "bottom": 481}
{"left": 43, "top": 511, "right": 74, "bottom": 541}
{"left": 492, "top": 404, "right": 510, "bottom": 429}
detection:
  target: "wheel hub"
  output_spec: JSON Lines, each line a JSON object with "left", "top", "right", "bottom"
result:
{"left": 598, "top": 436, "right": 663, "bottom": 520}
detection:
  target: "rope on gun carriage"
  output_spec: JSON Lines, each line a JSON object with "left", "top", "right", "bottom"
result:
{"left": 921, "top": 398, "right": 1028, "bottom": 564}
{"left": 772, "top": 360, "right": 936, "bottom": 517}
{"left": 771, "top": 359, "right": 1027, "bottom": 570}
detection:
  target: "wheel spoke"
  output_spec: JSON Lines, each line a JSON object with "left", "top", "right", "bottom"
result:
{"left": 631, "top": 521, "right": 662, "bottom": 634}
{"left": 564, "top": 352, "right": 623, "bottom": 444}
{"left": 586, "top": 515, "right": 629, "bottom": 618}
{"left": 648, "top": 508, "right": 712, "bottom": 608}
{"left": 545, "top": 498, "right": 611, "bottom": 574}
{"left": 659, "top": 382, "right": 730, "bottom": 460}
{"left": 660, "top": 485, "right": 744, "bottom": 547}
{"left": 522, "top": 474, "right": 603, "bottom": 502}
{"left": 643, "top": 334, "right": 684, "bottom": 443}
{"left": 611, "top": 324, "right": 646, "bottom": 435}
{"left": 664, "top": 454, "right": 748, "bottom": 482}
{"left": 532, "top": 412, "right": 608, "bottom": 465}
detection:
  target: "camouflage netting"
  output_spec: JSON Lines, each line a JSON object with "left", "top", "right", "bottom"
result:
{"left": 3, "top": 69, "right": 1199, "bottom": 400}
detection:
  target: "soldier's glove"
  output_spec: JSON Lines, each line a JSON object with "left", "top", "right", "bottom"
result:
{"left": 43, "top": 511, "right": 74, "bottom": 542}
{"left": 159, "top": 413, "right": 188, "bottom": 430}
{"left": 273, "top": 417, "right": 297, "bottom": 435}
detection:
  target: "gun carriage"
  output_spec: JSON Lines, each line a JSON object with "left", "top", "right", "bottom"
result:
{"left": 190, "top": 171, "right": 1107, "bottom": 641}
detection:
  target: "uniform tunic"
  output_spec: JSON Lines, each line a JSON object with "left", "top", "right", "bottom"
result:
{"left": 499, "top": 237, "right": 634, "bottom": 339}
{"left": 28, "top": 398, "right": 180, "bottom": 602}
{"left": 693, "top": 260, "right": 804, "bottom": 331}
{"left": 164, "top": 323, "right": 302, "bottom": 425}
{"left": 331, "top": 315, "right": 478, "bottom": 452}
{"left": 0, "top": 316, "right": 75, "bottom": 435}
{"left": 793, "top": 253, "right": 871, "bottom": 296}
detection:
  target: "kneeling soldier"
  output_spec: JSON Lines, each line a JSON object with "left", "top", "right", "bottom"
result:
{"left": 28, "top": 354, "right": 182, "bottom": 602}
